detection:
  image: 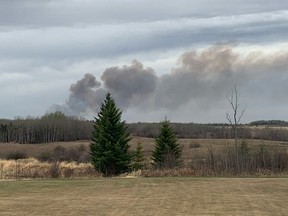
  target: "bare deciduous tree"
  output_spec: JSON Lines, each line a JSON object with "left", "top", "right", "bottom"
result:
{"left": 226, "top": 86, "right": 246, "bottom": 171}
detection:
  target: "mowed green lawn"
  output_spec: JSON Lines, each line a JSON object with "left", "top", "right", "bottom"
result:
{"left": 1, "top": 177, "right": 288, "bottom": 216}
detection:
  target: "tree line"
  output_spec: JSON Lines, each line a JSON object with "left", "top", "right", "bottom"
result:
{"left": 0, "top": 112, "right": 92, "bottom": 143}
{"left": 1, "top": 117, "right": 288, "bottom": 144}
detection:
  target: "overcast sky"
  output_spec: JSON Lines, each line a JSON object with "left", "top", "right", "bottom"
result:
{"left": 1, "top": 0, "right": 288, "bottom": 123}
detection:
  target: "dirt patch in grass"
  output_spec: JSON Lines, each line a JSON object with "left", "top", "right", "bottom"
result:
{"left": 0, "top": 177, "right": 288, "bottom": 216}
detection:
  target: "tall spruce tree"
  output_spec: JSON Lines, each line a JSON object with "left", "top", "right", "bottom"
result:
{"left": 152, "top": 118, "right": 181, "bottom": 169}
{"left": 90, "top": 92, "right": 131, "bottom": 176}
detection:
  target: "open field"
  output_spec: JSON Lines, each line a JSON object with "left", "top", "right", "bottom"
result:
{"left": 1, "top": 137, "right": 288, "bottom": 160}
{"left": 0, "top": 177, "right": 288, "bottom": 216}
{"left": 1, "top": 137, "right": 287, "bottom": 179}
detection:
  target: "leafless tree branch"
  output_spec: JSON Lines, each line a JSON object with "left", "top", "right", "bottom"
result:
{"left": 226, "top": 86, "right": 246, "bottom": 172}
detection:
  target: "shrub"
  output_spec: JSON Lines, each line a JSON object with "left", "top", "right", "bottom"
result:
{"left": 50, "top": 162, "right": 61, "bottom": 178}
{"left": 189, "top": 143, "right": 201, "bottom": 149}
{"left": 6, "top": 151, "right": 27, "bottom": 160}
{"left": 63, "top": 168, "right": 74, "bottom": 178}
{"left": 276, "top": 151, "right": 288, "bottom": 171}
{"left": 77, "top": 144, "right": 86, "bottom": 152}
{"left": 63, "top": 148, "right": 81, "bottom": 162}
{"left": 78, "top": 152, "right": 91, "bottom": 163}
{"left": 52, "top": 146, "right": 66, "bottom": 161}
{"left": 38, "top": 151, "right": 52, "bottom": 162}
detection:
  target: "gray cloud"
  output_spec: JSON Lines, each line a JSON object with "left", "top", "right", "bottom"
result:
{"left": 1, "top": 10, "right": 288, "bottom": 63}
{"left": 1, "top": 0, "right": 288, "bottom": 28}
{"left": 2, "top": 1, "right": 288, "bottom": 122}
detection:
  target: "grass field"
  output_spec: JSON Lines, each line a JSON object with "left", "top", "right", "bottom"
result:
{"left": 0, "top": 177, "right": 288, "bottom": 215}
{"left": 1, "top": 137, "right": 287, "bottom": 160}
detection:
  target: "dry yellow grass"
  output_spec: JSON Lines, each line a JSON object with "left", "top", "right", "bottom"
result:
{"left": 1, "top": 138, "right": 287, "bottom": 179}
{"left": 0, "top": 177, "right": 288, "bottom": 215}
{"left": 0, "top": 158, "right": 96, "bottom": 179}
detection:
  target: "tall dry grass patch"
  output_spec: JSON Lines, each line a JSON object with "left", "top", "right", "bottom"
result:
{"left": 0, "top": 158, "right": 98, "bottom": 180}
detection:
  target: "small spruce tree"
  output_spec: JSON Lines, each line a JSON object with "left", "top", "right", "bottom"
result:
{"left": 152, "top": 118, "right": 181, "bottom": 169}
{"left": 131, "top": 142, "right": 145, "bottom": 170}
{"left": 90, "top": 92, "right": 131, "bottom": 176}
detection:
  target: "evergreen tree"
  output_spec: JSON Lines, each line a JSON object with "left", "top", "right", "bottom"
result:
{"left": 90, "top": 92, "right": 131, "bottom": 176}
{"left": 152, "top": 118, "right": 181, "bottom": 169}
{"left": 131, "top": 142, "right": 145, "bottom": 170}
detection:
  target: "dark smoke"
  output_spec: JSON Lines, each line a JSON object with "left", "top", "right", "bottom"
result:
{"left": 49, "top": 44, "right": 288, "bottom": 118}
{"left": 154, "top": 44, "right": 288, "bottom": 109}
{"left": 154, "top": 44, "right": 242, "bottom": 109}
{"left": 48, "top": 73, "right": 106, "bottom": 116}
{"left": 49, "top": 60, "right": 158, "bottom": 116}
{"left": 101, "top": 59, "right": 158, "bottom": 108}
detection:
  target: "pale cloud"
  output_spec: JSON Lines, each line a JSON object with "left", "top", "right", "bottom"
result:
{"left": 1, "top": 10, "right": 288, "bottom": 62}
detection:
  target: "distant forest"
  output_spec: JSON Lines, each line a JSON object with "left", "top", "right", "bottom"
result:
{"left": 1, "top": 112, "right": 288, "bottom": 143}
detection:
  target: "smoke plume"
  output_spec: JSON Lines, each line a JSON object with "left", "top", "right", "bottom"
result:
{"left": 50, "top": 44, "right": 288, "bottom": 118}
{"left": 101, "top": 59, "right": 158, "bottom": 108}
{"left": 48, "top": 73, "right": 106, "bottom": 116}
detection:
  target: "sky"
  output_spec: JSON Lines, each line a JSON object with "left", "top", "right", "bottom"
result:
{"left": 1, "top": 0, "right": 288, "bottom": 123}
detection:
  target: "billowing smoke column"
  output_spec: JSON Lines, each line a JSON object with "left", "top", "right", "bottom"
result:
{"left": 50, "top": 44, "right": 288, "bottom": 118}
{"left": 49, "top": 59, "right": 158, "bottom": 116}
{"left": 67, "top": 73, "right": 106, "bottom": 114}
{"left": 155, "top": 44, "right": 288, "bottom": 109}
{"left": 101, "top": 59, "right": 158, "bottom": 108}
{"left": 155, "top": 44, "right": 242, "bottom": 109}
{"left": 48, "top": 73, "right": 106, "bottom": 116}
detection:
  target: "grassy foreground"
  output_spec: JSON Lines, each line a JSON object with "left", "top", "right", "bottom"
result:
{"left": 1, "top": 177, "right": 288, "bottom": 216}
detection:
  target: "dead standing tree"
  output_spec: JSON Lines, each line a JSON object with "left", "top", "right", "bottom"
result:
{"left": 226, "top": 86, "right": 246, "bottom": 172}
